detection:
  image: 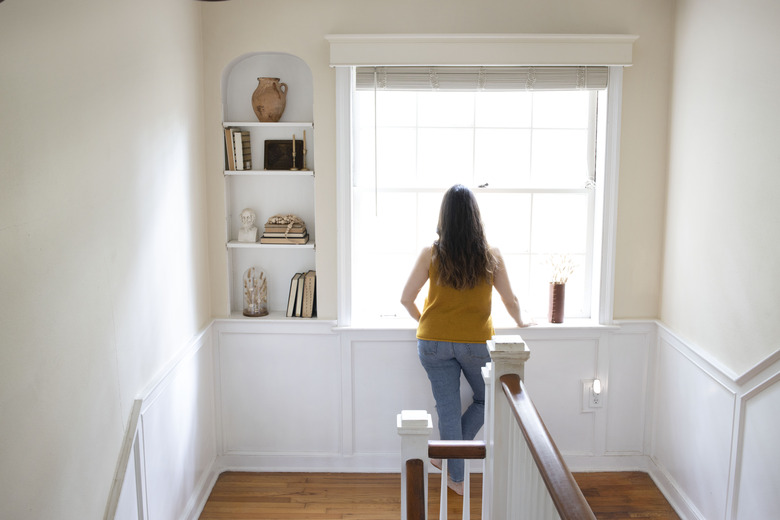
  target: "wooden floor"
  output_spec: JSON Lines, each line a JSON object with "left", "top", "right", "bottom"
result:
{"left": 199, "top": 471, "right": 680, "bottom": 520}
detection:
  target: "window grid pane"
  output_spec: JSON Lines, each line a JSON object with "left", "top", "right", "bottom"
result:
{"left": 352, "top": 88, "right": 601, "bottom": 323}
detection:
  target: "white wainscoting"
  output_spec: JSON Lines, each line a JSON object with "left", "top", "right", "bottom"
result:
{"left": 348, "top": 329, "right": 436, "bottom": 469}
{"left": 109, "top": 328, "right": 218, "bottom": 520}
{"left": 650, "top": 323, "right": 780, "bottom": 520}
{"left": 107, "top": 319, "right": 780, "bottom": 520}
{"left": 211, "top": 321, "right": 651, "bottom": 474}
{"left": 736, "top": 373, "right": 780, "bottom": 519}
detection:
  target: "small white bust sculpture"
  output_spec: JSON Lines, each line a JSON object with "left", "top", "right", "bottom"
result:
{"left": 238, "top": 208, "right": 258, "bottom": 243}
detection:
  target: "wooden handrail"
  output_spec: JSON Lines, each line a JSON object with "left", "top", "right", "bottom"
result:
{"left": 499, "top": 373, "right": 596, "bottom": 520}
{"left": 428, "top": 440, "right": 486, "bottom": 460}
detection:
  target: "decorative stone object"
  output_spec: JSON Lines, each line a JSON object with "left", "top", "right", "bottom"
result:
{"left": 238, "top": 208, "right": 258, "bottom": 243}
{"left": 251, "top": 77, "right": 288, "bottom": 122}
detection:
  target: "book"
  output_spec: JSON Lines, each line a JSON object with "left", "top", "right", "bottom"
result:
{"left": 224, "top": 127, "right": 236, "bottom": 171}
{"left": 301, "top": 270, "right": 317, "bottom": 318}
{"left": 233, "top": 130, "right": 251, "bottom": 171}
{"left": 239, "top": 131, "right": 252, "bottom": 169}
{"left": 263, "top": 224, "right": 306, "bottom": 233}
{"left": 233, "top": 130, "right": 243, "bottom": 171}
{"left": 294, "top": 274, "right": 306, "bottom": 317}
{"left": 263, "top": 229, "right": 306, "bottom": 236}
{"left": 261, "top": 231, "right": 308, "bottom": 239}
{"left": 286, "top": 273, "right": 302, "bottom": 317}
{"left": 259, "top": 234, "right": 309, "bottom": 245}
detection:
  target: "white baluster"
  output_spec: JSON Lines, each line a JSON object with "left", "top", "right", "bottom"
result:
{"left": 462, "top": 459, "right": 470, "bottom": 520}
{"left": 481, "top": 363, "right": 493, "bottom": 520}
{"left": 439, "top": 459, "right": 448, "bottom": 519}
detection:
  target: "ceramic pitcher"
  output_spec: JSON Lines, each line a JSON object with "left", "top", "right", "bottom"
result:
{"left": 251, "top": 77, "right": 288, "bottom": 122}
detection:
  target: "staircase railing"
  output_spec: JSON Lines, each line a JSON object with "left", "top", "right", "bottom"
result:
{"left": 398, "top": 335, "right": 596, "bottom": 520}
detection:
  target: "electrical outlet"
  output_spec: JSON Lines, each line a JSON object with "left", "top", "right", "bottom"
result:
{"left": 591, "top": 384, "right": 602, "bottom": 407}
{"left": 581, "top": 379, "right": 604, "bottom": 412}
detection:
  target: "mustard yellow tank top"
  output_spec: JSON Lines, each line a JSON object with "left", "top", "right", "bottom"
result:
{"left": 417, "top": 259, "right": 494, "bottom": 343}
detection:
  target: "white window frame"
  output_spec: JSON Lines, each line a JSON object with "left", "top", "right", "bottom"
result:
{"left": 330, "top": 34, "right": 637, "bottom": 327}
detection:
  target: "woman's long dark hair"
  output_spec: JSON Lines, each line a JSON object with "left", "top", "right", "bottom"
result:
{"left": 432, "top": 184, "right": 497, "bottom": 289}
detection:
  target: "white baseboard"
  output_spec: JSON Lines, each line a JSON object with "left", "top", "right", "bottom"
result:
{"left": 645, "top": 457, "right": 705, "bottom": 520}
{"left": 216, "top": 453, "right": 403, "bottom": 474}
{"left": 181, "top": 466, "right": 220, "bottom": 520}
{"left": 564, "top": 454, "right": 650, "bottom": 473}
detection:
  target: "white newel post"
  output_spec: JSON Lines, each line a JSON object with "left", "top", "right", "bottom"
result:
{"left": 397, "top": 410, "right": 433, "bottom": 520}
{"left": 482, "top": 335, "right": 530, "bottom": 520}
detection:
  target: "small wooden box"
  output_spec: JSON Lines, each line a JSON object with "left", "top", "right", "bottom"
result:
{"left": 264, "top": 140, "right": 304, "bottom": 170}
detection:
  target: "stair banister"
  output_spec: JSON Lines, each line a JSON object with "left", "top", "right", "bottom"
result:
{"left": 499, "top": 373, "right": 596, "bottom": 519}
{"left": 399, "top": 335, "right": 594, "bottom": 520}
{"left": 483, "top": 335, "right": 531, "bottom": 520}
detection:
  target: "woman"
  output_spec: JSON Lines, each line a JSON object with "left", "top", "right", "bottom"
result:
{"left": 400, "top": 184, "right": 531, "bottom": 495}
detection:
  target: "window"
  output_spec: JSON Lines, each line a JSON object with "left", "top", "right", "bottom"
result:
{"left": 347, "top": 67, "right": 609, "bottom": 326}
{"left": 329, "top": 34, "right": 634, "bottom": 328}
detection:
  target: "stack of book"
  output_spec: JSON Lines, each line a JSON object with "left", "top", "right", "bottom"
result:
{"left": 224, "top": 127, "right": 252, "bottom": 171}
{"left": 286, "top": 270, "right": 317, "bottom": 318}
{"left": 260, "top": 221, "right": 309, "bottom": 245}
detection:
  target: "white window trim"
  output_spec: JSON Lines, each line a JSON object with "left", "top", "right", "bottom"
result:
{"left": 335, "top": 66, "right": 354, "bottom": 326}
{"left": 597, "top": 66, "right": 623, "bottom": 325}
{"left": 331, "top": 34, "right": 636, "bottom": 327}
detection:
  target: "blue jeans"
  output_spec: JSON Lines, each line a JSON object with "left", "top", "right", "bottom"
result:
{"left": 417, "top": 340, "right": 491, "bottom": 482}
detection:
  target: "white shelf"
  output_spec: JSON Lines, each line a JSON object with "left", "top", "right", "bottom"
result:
{"left": 226, "top": 310, "right": 329, "bottom": 321}
{"left": 225, "top": 169, "right": 314, "bottom": 177}
{"left": 224, "top": 121, "right": 313, "bottom": 128}
{"left": 227, "top": 240, "right": 314, "bottom": 249}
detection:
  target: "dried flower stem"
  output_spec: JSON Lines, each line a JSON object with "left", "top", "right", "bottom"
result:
{"left": 548, "top": 254, "right": 576, "bottom": 284}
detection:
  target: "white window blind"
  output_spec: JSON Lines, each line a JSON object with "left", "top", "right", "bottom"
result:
{"left": 355, "top": 66, "right": 609, "bottom": 92}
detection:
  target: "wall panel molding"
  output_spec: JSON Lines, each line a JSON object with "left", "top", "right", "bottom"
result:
{"left": 108, "top": 326, "right": 218, "bottom": 520}
{"left": 209, "top": 319, "right": 652, "bottom": 475}
{"left": 651, "top": 322, "right": 780, "bottom": 520}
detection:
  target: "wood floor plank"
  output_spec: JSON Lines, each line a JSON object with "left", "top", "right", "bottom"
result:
{"left": 199, "top": 471, "right": 679, "bottom": 520}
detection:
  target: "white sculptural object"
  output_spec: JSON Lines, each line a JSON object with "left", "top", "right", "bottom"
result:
{"left": 238, "top": 208, "right": 258, "bottom": 243}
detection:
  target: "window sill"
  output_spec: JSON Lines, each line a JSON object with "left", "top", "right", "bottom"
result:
{"left": 335, "top": 317, "right": 619, "bottom": 335}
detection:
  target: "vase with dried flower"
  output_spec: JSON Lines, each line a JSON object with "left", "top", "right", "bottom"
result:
{"left": 547, "top": 254, "right": 576, "bottom": 323}
{"left": 243, "top": 266, "right": 268, "bottom": 317}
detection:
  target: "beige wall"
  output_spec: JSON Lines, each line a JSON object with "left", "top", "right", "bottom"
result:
{"left": 201, "top": 0, "right": 676, "bottom": 321}
{"left": 0, "top": 0, "right": 211, "bottom": 517}
{"left": 0, "top": 0, "right": 682, "bottom": 516}
{"left": 662, "top": 0, "right": 780, "bottom": 374}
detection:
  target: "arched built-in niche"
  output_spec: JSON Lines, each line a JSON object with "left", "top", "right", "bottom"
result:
{"left": 220, "top": 52, "right": 317, "bottom": 317}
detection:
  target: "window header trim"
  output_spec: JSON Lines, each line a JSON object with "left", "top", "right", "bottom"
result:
{"left": 326, "top": 33, "right": 638, "bottom": 67}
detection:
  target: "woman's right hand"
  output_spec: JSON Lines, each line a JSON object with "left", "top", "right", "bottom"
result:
{"left": 518, "top": 310, "right": 537, "bottom": 327}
